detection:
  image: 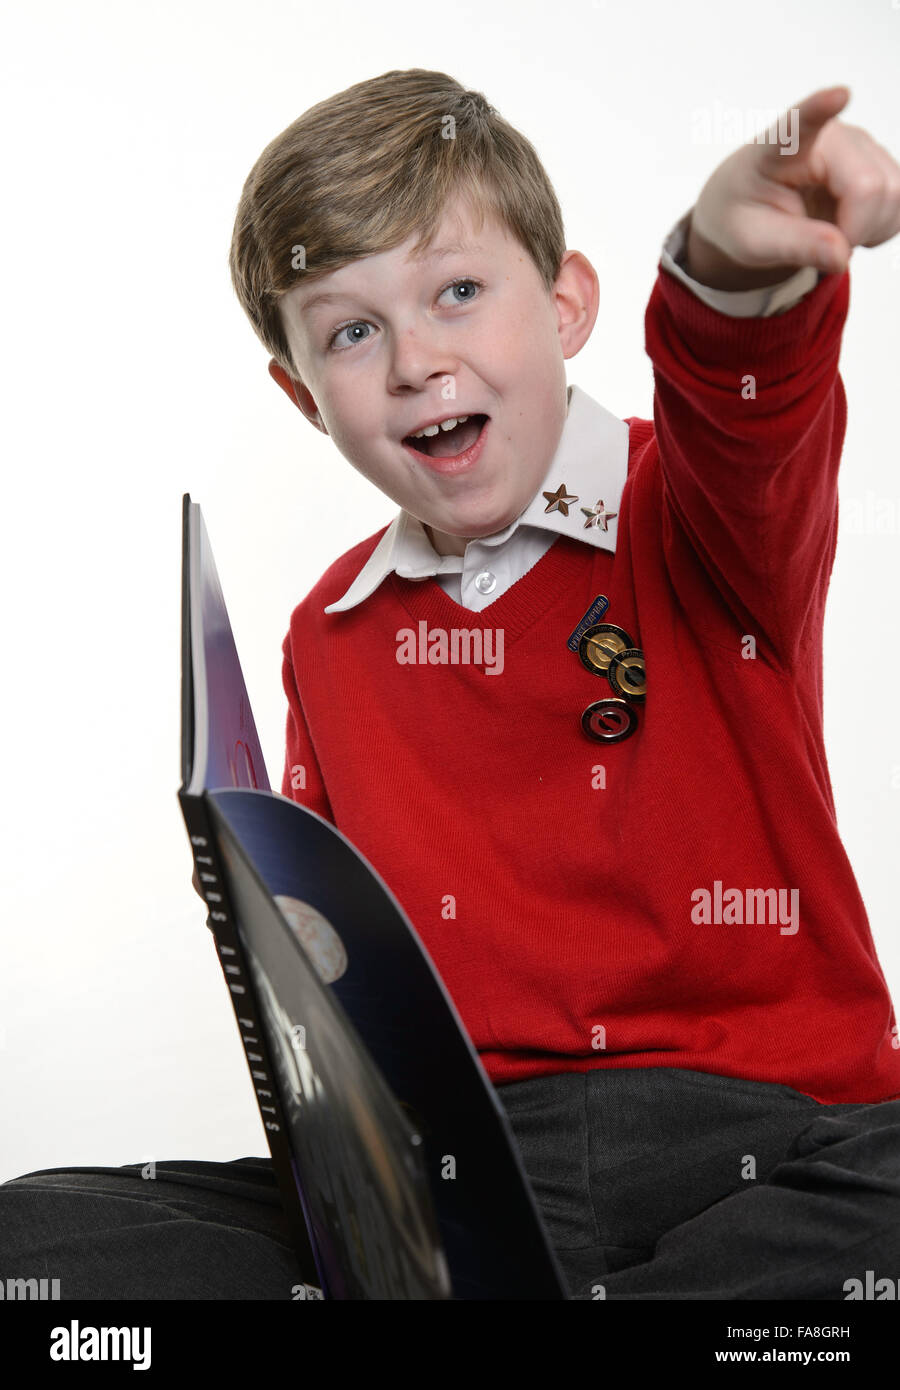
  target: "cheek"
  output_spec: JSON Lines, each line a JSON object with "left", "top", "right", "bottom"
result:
{"left": 496, "top": 308, "right": 556, "bottom": 376}
{"left": 489, "top": 303, "right": 533, "bottom": 349}
{"left": 324, "top": 386, "right": 373, "bottom": 447}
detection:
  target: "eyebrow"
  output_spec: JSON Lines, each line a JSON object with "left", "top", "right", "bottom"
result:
{"left": 299, "top": 243, "right": 480, "bottom": 318}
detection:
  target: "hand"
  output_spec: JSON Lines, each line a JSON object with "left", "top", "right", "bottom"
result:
{"left": 686, "top": 87, "right": 900, "bottom": 289}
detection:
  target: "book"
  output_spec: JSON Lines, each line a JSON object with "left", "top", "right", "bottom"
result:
{"left": 178, "top": 494, "right": 568, "bottom": 1300}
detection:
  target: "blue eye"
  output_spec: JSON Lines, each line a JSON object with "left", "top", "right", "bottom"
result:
{"left": 440, "top": 277, "right": 483, "bottom": 304}
{"left": 327, "top": 278, "right": 483, "bottom": 351}
{"left": 328, "top": 321, "right": 371, "bottom": 350}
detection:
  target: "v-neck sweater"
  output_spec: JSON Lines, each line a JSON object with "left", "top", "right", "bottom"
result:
{"left": 280, "top": 264, "right": 900, "bottom": 1105}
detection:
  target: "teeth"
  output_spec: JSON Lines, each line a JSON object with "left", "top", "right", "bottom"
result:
{"left": 410, "top": 414, "right": 469, "bottom": 439}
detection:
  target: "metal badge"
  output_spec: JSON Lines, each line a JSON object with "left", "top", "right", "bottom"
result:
{"left": 581, "top": 499, "right": 618, "bottom": 531}
{"left": 577, "top": 622, "right": 633, "bottom": 676}
{"left": 566, "top": 595, "right": 610, "bottom": 653}
{"left": 542, "top": 483, "right": 579, "bottom": 516}
{"left": 581, "top": 699, "right": 639, "bottom": 742}
{"left": 606, "top": 648, "right": 646, "bottom": 703}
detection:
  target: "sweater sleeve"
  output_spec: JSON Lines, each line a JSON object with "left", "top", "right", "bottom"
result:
{"left": 644, "top": 262, "right": 850, "bottom": 670}
{"left": 280, "top": 636, "right": 336, "bottom": 825}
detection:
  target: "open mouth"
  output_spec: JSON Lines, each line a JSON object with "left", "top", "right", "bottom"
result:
{"left": 402, "top": 413, "right": 489, "bottom": 459}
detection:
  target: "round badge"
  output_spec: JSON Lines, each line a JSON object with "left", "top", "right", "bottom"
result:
{"left": 577, "top": 622, "right": 633, "bottom": 677}
{"left": 581, "top": 698, "right": 639, "bottom": 743}
{"left": 606, "top": 648, "right": 646, "bottom": 702}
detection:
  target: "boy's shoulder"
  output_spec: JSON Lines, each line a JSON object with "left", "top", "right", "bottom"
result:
{"left": 625, "top": 414, "right": 654, "bottom": 464}
{"left": 284, "top": 522, "right": 392, "bottom": 636}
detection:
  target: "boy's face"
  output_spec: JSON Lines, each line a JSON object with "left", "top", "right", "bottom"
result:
{"left": 271, "top": 193, "right": 598, "bottom": 555}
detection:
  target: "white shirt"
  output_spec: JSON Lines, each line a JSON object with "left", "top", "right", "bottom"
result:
{"left": 324, "top": 208, "right": 821, "bottom": 615}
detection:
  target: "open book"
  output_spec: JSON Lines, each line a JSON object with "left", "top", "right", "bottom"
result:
{"left": 177, "top": 494, "right": 567, "bottom": 1300}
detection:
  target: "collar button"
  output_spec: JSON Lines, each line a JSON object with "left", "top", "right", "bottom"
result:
{"left": 474, "top": 570, "right": 497, "bottom": 595}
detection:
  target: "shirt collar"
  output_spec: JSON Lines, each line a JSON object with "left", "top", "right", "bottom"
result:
{"left": 324, "top": 383, "right": 629, "bottom": 613}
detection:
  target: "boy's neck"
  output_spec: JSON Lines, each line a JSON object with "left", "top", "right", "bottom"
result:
{"left": 425, "top": 526, "right": 470, "bottom": 557}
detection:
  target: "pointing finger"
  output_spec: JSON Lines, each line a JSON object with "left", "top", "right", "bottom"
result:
{"left": 757, "top": 86, "right": 850, "bottom": 173}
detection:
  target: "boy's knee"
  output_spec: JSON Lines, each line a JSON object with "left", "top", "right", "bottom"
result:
{"left": 785, "top": 1098, "right": 900, "bottom": 1167}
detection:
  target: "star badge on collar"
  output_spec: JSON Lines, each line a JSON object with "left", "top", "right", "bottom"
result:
{"left": 542, "top": 483, "right": 579, "bottom": 516}
{"left": 581, "top": 499, "right": 618, "bottom": 531}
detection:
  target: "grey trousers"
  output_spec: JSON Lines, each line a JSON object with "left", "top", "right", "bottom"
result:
{"left": 1, "top": 1067, "right": 897, "bottom": 1300}
{"left": 497, "top": 1067, "right": 900, "bottom": 1300}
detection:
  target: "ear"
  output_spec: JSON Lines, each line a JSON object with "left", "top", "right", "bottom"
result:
{"left": 553, "top": 251, "right": 600, "bottom": 360}
{"left": 267, "top": 359, "right": 326, "bottom": 432}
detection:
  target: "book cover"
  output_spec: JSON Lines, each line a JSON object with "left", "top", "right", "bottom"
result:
{"left": 178, "top": 495, "right": 567, "bottom": 1300}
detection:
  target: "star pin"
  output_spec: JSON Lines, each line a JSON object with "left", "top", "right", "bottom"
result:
{"left": 581, "top": 499, "right": 618, "bottom": 531}
{"left": 542, "top": 483, "right": 579, "bottom": 516}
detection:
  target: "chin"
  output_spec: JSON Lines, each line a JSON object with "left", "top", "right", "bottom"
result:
{"left": 448, "top": 505, "right": 521, "bottom": 539}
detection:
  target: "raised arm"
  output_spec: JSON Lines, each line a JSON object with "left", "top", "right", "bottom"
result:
{"left": 645, "top": 86, "right": 900, "bottom": 671}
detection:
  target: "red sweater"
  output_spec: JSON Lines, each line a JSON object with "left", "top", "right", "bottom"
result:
{"left": 281, "top": 264, "right": 900, "bottom": 1105}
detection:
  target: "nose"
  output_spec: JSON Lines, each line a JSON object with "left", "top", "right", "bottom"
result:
{"left": 386, "top": 320, "right": 459, "bottom": 394}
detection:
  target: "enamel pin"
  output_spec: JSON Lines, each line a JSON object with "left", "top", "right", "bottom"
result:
{"left": 566, "top": 595, "right": 611, "bottom": 653}
{"left": 567, "top": 602, "right": 646, "bottom": 742}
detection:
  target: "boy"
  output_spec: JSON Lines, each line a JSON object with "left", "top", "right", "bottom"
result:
{"left": 233, "top": 70, "right": 900, "bottom": 1300}
{"left": 3, "top": 69, "right": 899, "bottom": 1302}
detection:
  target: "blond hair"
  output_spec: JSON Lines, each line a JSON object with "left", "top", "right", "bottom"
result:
{"left": 229, "top": 69, "right": 566, "bottom": 376}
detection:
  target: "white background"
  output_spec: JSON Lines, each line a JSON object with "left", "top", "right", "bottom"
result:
{"left": 1, "top": 0, "right": 898, "bottom": 1182}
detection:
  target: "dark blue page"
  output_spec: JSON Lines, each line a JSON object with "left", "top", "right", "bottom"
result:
{"left": 208, "top": 787, "right": 568, "bottom": 1300}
